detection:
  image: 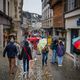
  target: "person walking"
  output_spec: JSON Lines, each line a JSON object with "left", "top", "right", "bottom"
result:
{"left": 3, "top": 37, "right": 18, "bottom": 75}
{"left": 42, "top": 45, "right": 49, "bottom": 67}
{"left": 20, "top": 41, "right": 32, "bottom": 78}
{"left": 50, "top": 39, "right": 58, "bottom": 64}
{"left": 56, "top": 40, "right": 65, "bottom": 66}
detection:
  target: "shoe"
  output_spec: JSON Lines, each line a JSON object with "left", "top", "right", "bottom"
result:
{"left": 23, "top": 72, "right": 26, "bottom": 77}
{"left": 58, "top": 65, "right": 62, "bottom": 67}
{"left": 26, "top": 72, "right": 29, "bottom": 79}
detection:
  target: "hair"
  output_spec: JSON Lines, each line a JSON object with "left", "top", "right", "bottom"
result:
{"left": 24, "top": 41, "right": 29, "bottom": 47}
{"left": 59, "top": 40, "right": 63, "bottom": 45}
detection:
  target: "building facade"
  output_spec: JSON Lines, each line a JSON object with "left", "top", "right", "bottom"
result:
{"left": 0, "top": 0, "right": 23, "bottom": 52}
{"left": 31, "top": 13, "right": 42, "bottom": 31}
{"left": 41, "top": 0, "right": 53, "bottom": 36}
{"left": 9, "top": 0, "right": 23, "bottom": 42}
{"left": 64, "top": 0, "right": 80, "bottom": 56}
{"left": 49, "top": 0, "right": 65, "bottom": 38}
{"left": 0, "top": 0, "right": 12, "bottom": 52}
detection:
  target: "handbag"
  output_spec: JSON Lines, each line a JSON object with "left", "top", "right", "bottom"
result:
{"left": 18, "top": 54, "right": 22, "bottom": 60}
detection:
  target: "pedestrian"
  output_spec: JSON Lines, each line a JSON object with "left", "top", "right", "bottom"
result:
{"left": 42, "top": 44, "right": 49, "bottom": 67}
{"left": 50, "top": 39, "right": 58, "bottom": 64}
{"left": 19, "top": 41, "right": 32, "bottom": 78}
{"left": 3, "top": 37, "right": 18, "bottom": 75}
{"left": 56, "top": 40, "right": 65, "bottom": 66}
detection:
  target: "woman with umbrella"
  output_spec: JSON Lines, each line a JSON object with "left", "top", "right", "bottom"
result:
{"left": 37, "top": 38, "right": 49, "bottom": 67}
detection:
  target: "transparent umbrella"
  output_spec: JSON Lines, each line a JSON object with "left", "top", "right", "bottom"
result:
{"left": 37, "top": 38, "right": 47, "bottom": 53}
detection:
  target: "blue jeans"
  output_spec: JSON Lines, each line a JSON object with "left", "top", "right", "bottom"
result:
{"left": 23, "top": 59, "right": 29, "bottom": 73}
{"left": 42, "top": 53, "right": 48, "bottom": 66}
{"left": 57, "top": 56, "right": 63, "bottom": 65}
{"left": 51, "top": 50, "right": 56, "bottom": 63}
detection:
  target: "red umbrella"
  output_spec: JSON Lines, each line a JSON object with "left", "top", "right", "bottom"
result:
{"left": 74, "top": 40, "right": 80, "bottom": 50}
{"left": 27, "top": 37, "right": 40, "bottom": 43}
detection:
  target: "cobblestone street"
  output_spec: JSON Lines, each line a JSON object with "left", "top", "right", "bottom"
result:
{"left": 14, "top": 52, "right": 80, "bottom": 80}
{"left": 0, "top": 53, "right": 17, "bottom": 80}
{"left": 14, "top": 55, "right": 53, "bottom": 80}
{"left": 1, "top": 51, "right": 80, "bottom": 80}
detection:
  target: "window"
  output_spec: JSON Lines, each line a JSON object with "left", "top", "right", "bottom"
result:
{"left": 3, "top": 0, "right": 6, "bottom": 13}
{"left": 8, "top": 1, "right": 9, "bottom": 15}
{"left": 65, "top": 0, "right": 80, "bottom": 12}
{"left": 68, "top": 0, "right": 75, "bottom": 11}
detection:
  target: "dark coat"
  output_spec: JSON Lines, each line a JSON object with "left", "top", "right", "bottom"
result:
{"left": 57, "top": 44, "right": 65, "bottom": 57}
{"left": 3, "top": 42, "right": 18, "bottom": 58}
{"left": 50, "top": 40, "right": 58, "bottom": 50}
{"left": 20, "top": 41, "right": 32, "bottom": 60}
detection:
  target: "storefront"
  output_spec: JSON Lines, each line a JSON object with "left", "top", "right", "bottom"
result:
{"left": 0, "top": 11, "right": 11, "bottom": 52}
{"left": 65, "top": 11, "right": 80, "bottom": 56}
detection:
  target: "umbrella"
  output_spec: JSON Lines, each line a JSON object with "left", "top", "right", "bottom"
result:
{"left": 37, "top": 38, "right": 47, "bottom": 53}
{"left": 73, "top": 40, "right": 80, "bottom": 50}
{"left": 27, "top": 37, "right": 40, "bottom": 43}
{"left": 72, "top": 36, "right": 80, "bottom": 44}
{"left": 72, "top": 37, "right": 80, "bottom": 55}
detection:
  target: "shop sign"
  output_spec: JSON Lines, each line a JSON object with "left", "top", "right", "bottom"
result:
{"left": 77, "top": 18, "right": 80, "bottom": 26}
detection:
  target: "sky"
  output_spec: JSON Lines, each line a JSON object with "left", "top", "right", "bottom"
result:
{"left": 23, "top": 0, "right": 42, "bottom": 15}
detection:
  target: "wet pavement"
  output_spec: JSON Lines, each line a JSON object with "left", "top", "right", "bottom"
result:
{"left": 14, "top": 50, "right": 80, "bottom": 80}
{"left": 0, "top": 53, "right": 9, "bottom": 80}
{"left": 0, "top": 53, "right": 17, "bottom": 80}
{"left": 14, "top": 55, "right": 53, "bottom": 80}
{"left": 1, "top": 50, "right": 80, "bottom": 80}
{"left": 50, "top": 55, "right": 80, "bottom": 80}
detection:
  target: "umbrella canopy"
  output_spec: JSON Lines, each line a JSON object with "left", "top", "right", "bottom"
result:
{"left": 27, "top": 37, "right": 40, "bottom": 43}
{"left": 37, "top": 38, "right": 47, "bottom": 53}
{"left": 72, "top": 36, "right": 80, "bottom": 44}
{"left": 73, "top": 40, "right": 80, "bottom": 50}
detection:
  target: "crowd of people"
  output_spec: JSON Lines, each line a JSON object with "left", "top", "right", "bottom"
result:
{"left": 3, "top": 35, "right": 65, "bottom": 79}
